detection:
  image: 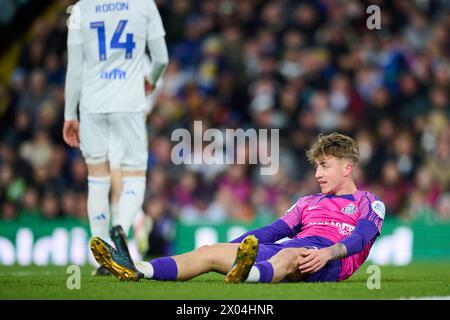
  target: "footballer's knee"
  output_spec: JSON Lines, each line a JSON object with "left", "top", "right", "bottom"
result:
{"left": 277, "top": 248, "right": 298, "bottom": 260}
{"left": 196, "top": 244, "right": 229, "bottom": 267}
{"left": 270, "top": 249, "right": 295, "bottom": 272}
{"left": 194, "top": 244, "right": 217, "bottom": 266}
{"left": 194, "top": 244, "right": 215, "bottom": 257}
{"left": 195, "top": 244, "right": 213, "bottom": 254}
{"left": 121, "top": 164, "right": 147, "bottom": 177}
{"left": 122, "top": 170, "right": 146, "bottom": 177}
{"left": 87, "top": 161, "right": 110, "bottom": 176}
{"left": 273, "top": 248, "right": 307, "bottom": 272}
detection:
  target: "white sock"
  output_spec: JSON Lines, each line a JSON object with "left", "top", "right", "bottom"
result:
{"left": 116, "top": 176, "right": 146, "bottom": 235}
{"left": 134, "top": 261, "right": 154, "bottom": 279}
{"left": 87, "top": 176, "right": 111, "bottom": 240}
{"left": 133, "top": 208, "right": 145, "bottom": 234}
{"left": 111, "top": 203, "right": 119, "bottom": 226}
{"left": 245, "top": 266, "right": 260, "bottom": 283}
{"left": 134, "top": 208, "right": 145, "bottom": 225}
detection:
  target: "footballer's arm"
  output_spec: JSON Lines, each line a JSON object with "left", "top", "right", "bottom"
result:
{"left": 325, "top": 243, "right": 348, "bottom": 260}
{"left": 146, "top": 37, "right": 169, "bottom": 90}
{"left": 229, "top": 219, "right": 299, "bottom": 244}
{"left": 299, "top": 219, "right": 379, "bottom": 274}
{"left": 63, "top": 43, "right": 83, "bottom": 148}
{"left": 230, "top": 199, "right": 304, "bottom": 244}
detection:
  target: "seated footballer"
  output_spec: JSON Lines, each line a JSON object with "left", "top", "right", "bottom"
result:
{"left": 90, "top": 132, "right": 386, "bottom": 283}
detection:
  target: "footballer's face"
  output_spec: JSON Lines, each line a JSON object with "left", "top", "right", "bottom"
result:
{"left": 314, "top": 155, "right": 353, "bottom": 195}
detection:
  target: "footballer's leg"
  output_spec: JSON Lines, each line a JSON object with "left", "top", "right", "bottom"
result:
{"left": 80, "top": 113, "right": 112, "bottom": 242}
{"left": 267, "top": 247, "right": 310, "bottom": 282}
{"left": 109, "top": 168, "right": 146, "bottom": 263}
{"left": 227, "top": 243, "right": 312, "bottom": 284}
{"left": 86, "top": 161, "right": 112, "bottom": 238}
{"left": 90, "top": 237, "right": 143, "bottom": 281}
{"left": 109, "top": 113, "right": 147, "bottom": 257}
{"left": 87, "top": 162, "right": 116, "bottom": 276}
{"left": 109, "top": 167, "right": 135, "bottom": 262}
{"left": 108, "top": 128, "right": 147, "bottom": 260}
{"left": 110, "top": 167, "right": 150, "bottom": 259}
{"left": 108, "top": 125, "right": 125, "bottom": 226}
{"left": 91, "top": 237, "right": 240, "bottom": 281}
{"left": 132, "top": 243, "right": 241, "bottom": 281}
{"left": 79, "top": 113, "right": 114, "bottom": 275}
{"left": 224, "top": 235, "right": 259, "bottom": 283}
{"left": 86, "top": 163, "right": 114, "bottom": 276}
{"left": 169, "top": 243, "right": 241, "bottom": 280}
{"left": 110, "top": 167, "right": 122, "bottom": 226}
{"left": 80, "top": 113, "right": 111, "bottom": 275}
{"left": 269, "top": 246, "right": 342, "bottom": 283}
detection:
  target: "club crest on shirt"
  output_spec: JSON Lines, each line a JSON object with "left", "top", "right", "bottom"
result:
{"left": 341, "top": 203, "right": 357, "bottom": 214}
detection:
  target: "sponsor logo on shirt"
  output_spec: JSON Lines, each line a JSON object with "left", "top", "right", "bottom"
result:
{"left": 371, "top": 200, "right": 386, "bottom": 219}
{"left": 307, "top": 221, "right": 355, "bottom": 236}
{"left": 306, "top": 205, "right": 322, "bottom": 211}
{"left": 100, "top": 68, "right": 127, "bottom": 80}
{"left": 341, "top": 203, "right": 357, "bottom": 215}
{"left": 284, "top": 203, "right": 297, "bottom": 215}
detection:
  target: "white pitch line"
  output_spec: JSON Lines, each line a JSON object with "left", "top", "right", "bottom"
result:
{"left": 399, "top": 296, "right": 450, "bottom": 300}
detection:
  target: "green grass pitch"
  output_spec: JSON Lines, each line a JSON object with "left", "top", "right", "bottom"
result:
{"left": 1, "top": 262, "right": 449, "bottom": 300}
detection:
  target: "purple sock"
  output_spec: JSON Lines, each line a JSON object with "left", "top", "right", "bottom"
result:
{"left": 254, "top": 261, "right": 274, "bottom": 283}
{"left": 150, "top": 257, "right": 178, "bottom": 281}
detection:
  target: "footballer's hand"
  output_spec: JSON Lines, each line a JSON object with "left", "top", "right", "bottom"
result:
{"left": 63, "top": 120, "right": 80, "bottom": 148}
{"left": 298, "top": 248, "right": 331, "bottom": 274}
{"left": 144, "top": 79, "right": 154, "bottom": 95}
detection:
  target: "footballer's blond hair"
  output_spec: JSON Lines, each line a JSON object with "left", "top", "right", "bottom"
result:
{"left": 306, "top": 132, "right": 359, "bottom": 166}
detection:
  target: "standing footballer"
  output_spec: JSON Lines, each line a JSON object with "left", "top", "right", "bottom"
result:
{"left": 90, "top": 132, "right": 386, "bottom": 283}
{"left": 63, "top": 0, "right": 168, "bottom": 275}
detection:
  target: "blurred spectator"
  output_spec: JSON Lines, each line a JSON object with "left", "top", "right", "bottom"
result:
{"left": 61, "top": 190, "right": 78, "bottom": 218}
{"left": 19, "top": 129, "right": 53, "bottom": 169}
{"left": 373, "top": 160, "right": 410, "bottom": 215}
{"left": 20, "top": 187, "right": 40, "bottom": 217}
{"left": 402, "top": 166, "right": 442, "bottom": 221}
{"left": 41, "top": 192, "right": 61, "bottom": 219}
{"left": 1, "top": 201, "right": 18, "bottom": 221}
{"left": 426, "top": 131, "right": 450, "bottom": 190}
{"left": 436, "top": 192, "right": 450, "bottom": 221}
{"left": 216, "top": 164, "right": 253, "bottom": 221}
{"left": 144, "top": 197, "right": 175, "bottom": 257}
{"left": 173, "top": 170, "right": 198, "bottom": 207}
{"left": 18, "top": 69, "right": 50, "bottom": 127}
{"left": 391, "top": 130, "right": 422, "bottom": 181}
{"left": 69, "top": 155, "right": 88, "bottom": 193}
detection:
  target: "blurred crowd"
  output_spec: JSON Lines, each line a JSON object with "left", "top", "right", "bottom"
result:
{"left": 1, "top": 0, "right": 450, "bottom": 254}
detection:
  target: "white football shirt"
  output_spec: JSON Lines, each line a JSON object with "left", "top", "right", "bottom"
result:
{"left": 67, "top": 0, "right": 165, "bottom": 114}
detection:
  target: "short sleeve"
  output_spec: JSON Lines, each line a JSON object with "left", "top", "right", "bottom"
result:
{"left": 147, "top": 0, "right": 166, "bottom": 41}
{"left": 67, "top": 4, "right": 83, "bottom": 45}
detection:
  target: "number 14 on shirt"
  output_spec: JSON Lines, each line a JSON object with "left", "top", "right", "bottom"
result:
{"left": 90, "top": 20, "right": 136, "bottom": 61}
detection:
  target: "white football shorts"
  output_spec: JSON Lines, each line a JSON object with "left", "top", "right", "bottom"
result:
{"left": 79, "top": 112, "right": 148, "bottom": 171}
